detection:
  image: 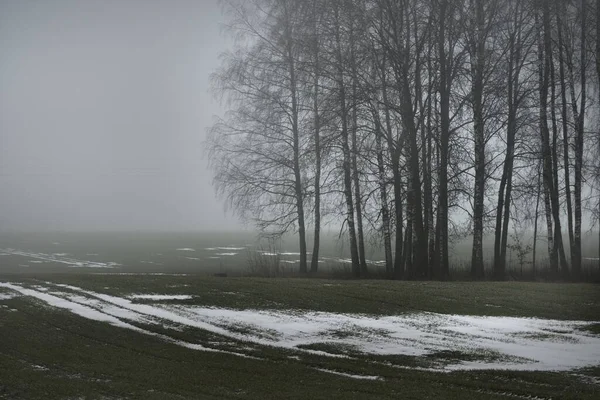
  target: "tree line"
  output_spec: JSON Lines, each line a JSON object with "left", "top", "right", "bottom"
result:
{"left": 207, "top": 0, "right": 600, "bottom": 280}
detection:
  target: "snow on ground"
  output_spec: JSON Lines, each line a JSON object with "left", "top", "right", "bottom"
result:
{"left": 89, "top": 273, "right": 189, "bottom": 276}
{"left": 257, "top": 251, "right": 278, "bottom": 256}
{"left": 0, "top": 283, "right": 142, "bottom": 330}
{"left": 215, "top": 253, "right": 238, "bottom": 256}
{"left": 314, "top": 368, "right": 383, "bottom": 380}
{"left": 0, "top": 282, "right": 252, "bottom": 359}
{"left": 0, "top": 249, "right": 119, "bottom": 269}
{"left": 205, "top": 247, "right": 245, "bottom": 252}
{"left": 0, "top": 292, "right": 20, "bottom": 300}
{"left": 1, "top": 281, "right": 599, "bottom": 372}
{"left": 128, "top": 294, "right": 194, "bottom": 300}
{"left": 170, "top": 306, "right": 600, "bottom": 371}
{"left": 176, "top": 248, "right": 195, "bottom": 251}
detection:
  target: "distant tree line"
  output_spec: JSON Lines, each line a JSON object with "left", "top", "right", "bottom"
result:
{"left": 207, "top": 0, "right": 600, "bottom": 280}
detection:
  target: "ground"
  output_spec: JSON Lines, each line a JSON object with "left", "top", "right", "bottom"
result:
{"left": 0, "top": 274, "right": 599, "bottom": 399}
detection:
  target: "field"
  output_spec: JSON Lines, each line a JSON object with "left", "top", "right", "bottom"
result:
{"left": 0, "top": 232, "right": 599, "bottom": 399}
{"left": 1, "top": 231, "right": 598, "bottom": 277}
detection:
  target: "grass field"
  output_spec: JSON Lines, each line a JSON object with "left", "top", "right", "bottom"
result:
{"left": 1, "top": 231, "right": 598, "bottom": 280}
{"left": 1, "top": 273, "right": 599, "bottom": 399}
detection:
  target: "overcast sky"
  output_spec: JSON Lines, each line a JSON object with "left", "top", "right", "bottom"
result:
{"left": 0, "top": 0, "right": 244, "bottom": 231}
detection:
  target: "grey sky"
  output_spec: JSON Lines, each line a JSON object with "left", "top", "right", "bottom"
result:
{"left": 0, "top": 0, "right": 242, "bottom": 231}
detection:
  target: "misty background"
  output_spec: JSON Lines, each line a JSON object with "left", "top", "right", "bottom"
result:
{"left": 0, "top": 0, "right": 242, "bottom": 232}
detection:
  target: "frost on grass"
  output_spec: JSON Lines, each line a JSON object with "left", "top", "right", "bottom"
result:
{"left": 1, "top": 281, "right": 599, "bottom": 372}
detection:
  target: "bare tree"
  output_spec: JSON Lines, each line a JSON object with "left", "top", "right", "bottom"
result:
{"left": 597, "top": 0, "right": 600, "bottom": 271}
{"left": 207, "top": 0, "right": 310, "bottom": 272}
{"left": 308, "top": 0, "right": 323, "bottom": 273}
{"left": 208, "top": 0, "right": 597, "bottom": 281}
{"left": 538, "top": 0, "right": 569, "bottom": 275}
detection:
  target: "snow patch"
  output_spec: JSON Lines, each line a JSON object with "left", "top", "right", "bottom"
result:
{"left": 0, "top": 249, "right": 118, "bottom": 269}
{"left": 257, "top": 251, "right": 278, "bottom": 256}
{"left": 0, "top": 282, "right": 251, "bottom": 359}
{"left": 0, "top": 292, "right": 20, "bottom": 300}
{"left": 90, "top": 273, "right": 189, "bottom": 276}
{"left": 314, "top": 368, "right": 383, "bottom": 381}
{"left": 129, "top": 294, "right": 194, "bottom": 301}
{"left": 3, "top": 281, "right": 599, "bottom": 371}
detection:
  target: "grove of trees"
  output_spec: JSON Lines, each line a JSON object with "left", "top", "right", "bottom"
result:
{"left": 207, "top": 0, "right": 600, "bottom": 280}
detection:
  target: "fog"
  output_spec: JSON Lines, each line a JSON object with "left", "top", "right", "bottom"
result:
{"left": 0, "top": 0, "right": 241, "bottom": 232}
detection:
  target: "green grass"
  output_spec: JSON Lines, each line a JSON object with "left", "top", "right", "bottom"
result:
{"left": 580, "top": 323, "right": 600, "bottom": 335}
{"left": 0, "top": 274, "right": 599, "bottom": 399}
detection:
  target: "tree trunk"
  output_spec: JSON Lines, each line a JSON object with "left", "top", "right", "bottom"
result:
{"left": 539, "top": 3, "right": 568, "bottom": 276}
{"left": 435, "top": 0, "right": 451, "bottom": 278}
{"left": 404, "top": 162, "right": 414, "bottom": 277}
{"left": 333, "top": 5, "right": 360, "bottom": 276}
{"left": 310, "top": 5, "right": 321, "bottom": 273}
{"left": 370, "top": 60, "right": 394, "bottom": 276}
{"left": 564, "top": 0, "right": 584, "bottom": 279}
{"left": 400, "top": 86, "right": 427, "bottom": 279}
{"left": 423, "top": 43, "right": 434, "bottom": 278}
{"left": 470, "top": 0, "right": 485, "bottom": 279}
{"left": 380, "top": 51, "right": 404, "bottom": 278}
{"left": 573, "top": 0, "right": 586, "bottom": 280}
{"left": 557, "top": 9, "right": 575, "bottom": 271}
{"left": 350, "top": 28, "right": 368, "bottom": 276}
{"left": 495, "top": 73, "right": 517, "bottom": 279}
{"left": 494, "top": 0, "right": 523, "bottom": 280}
{"left": 374, "top": 106, "right": 393, "bottom": 277}
{"left": 284, "top": 11, "right": 307, "bottom": 274}
{"left": 537, "top": 8, "right": 557, "bottom": 273}
{"left": 533, "top": 162, "right": 542, "bottom": 278}
{"left": 596, "top": 0, "right": 600, "bottom": 273}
